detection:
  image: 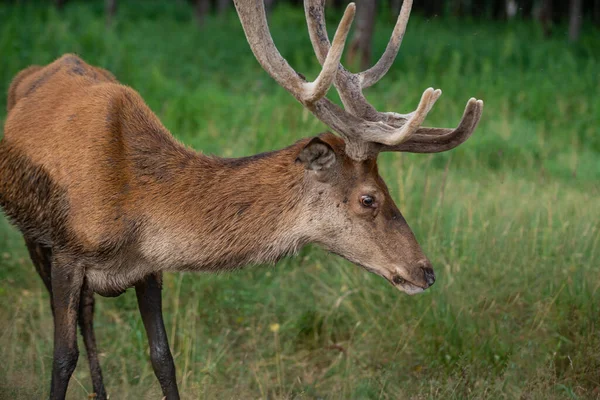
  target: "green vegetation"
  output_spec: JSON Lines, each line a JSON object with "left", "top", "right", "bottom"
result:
{"left": 1, "top": 1, "right": 599, "bottom": 398}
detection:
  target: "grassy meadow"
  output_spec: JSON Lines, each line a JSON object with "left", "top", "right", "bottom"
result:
{"left": 1, "top": 1, "right": 599, "bottom": 398}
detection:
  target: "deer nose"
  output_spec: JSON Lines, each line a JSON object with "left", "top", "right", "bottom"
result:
{"left": 420, "top": 264, "right": 435, "bottom": 287}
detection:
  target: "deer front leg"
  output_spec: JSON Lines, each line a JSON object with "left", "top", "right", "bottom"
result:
{"left": 50, "top": 255, "right": 84, "bottom": 400}
{"left": 135, "top": 273, "right": 180, "bottom": 400}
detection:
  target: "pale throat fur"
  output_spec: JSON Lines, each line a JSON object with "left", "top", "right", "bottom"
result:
{"left": 132, "top": 140, "right": 320, "bottom": 274}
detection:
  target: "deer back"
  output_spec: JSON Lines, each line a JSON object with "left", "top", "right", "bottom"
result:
{"left": 2, "top": 55, "right": 187, "bottom": 253}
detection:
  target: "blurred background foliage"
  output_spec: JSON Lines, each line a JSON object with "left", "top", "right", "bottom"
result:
{"left": 0, "top": 0, "right": 599, "bottom": 399}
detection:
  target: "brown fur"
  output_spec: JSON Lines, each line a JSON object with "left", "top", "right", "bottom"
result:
{"left": 1, "top": 54, "right": 435, "bottom": 398}
{"left": 2, "top": 54, "right": 432, "bottom": 295}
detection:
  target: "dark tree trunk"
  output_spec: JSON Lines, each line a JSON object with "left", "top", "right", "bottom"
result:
{"left": 521, "top": 0, "right": 535, "bottom": 18}
{"left": 492, "top": 0, "right": 506, "bottom": 19}
{"left": 195, "top": 0, "right": 210, "bottom": 26}
{"left": 54, "top": 0, "right": 66, "bottom": 9}
{"left": 423, "top": 0, "right": 435, "bottom": 17}
{"left": 265, "top": 0, "right": 276, "bottom": 14}
{"left": 391, "top": 0, "right": 402, "bottom": 16}
{"left": 472, "top": 1, "right": 485, "bottom": 18}
{"left": 347, "top": 0, "right": 376, "bottom": 70}
{"left": 422, "top": 0, "right": 444, "bottom": 17}
{"left": 569, "top": 0, "right": 583, "bottom": 41}
{"left": 451, "top": 0, "right": 465, "bottom": 17}
{"left": 217, "top": 0, "right": 230, "bottom": 15}
{"left": 535, "top": 0, "right": 553, "bottom": 37}
{"left": 105, "top": 0, "right": 117, "bottom": 26}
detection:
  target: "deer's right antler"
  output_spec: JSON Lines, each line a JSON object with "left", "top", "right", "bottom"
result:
{"left": 233, "top": 0, "right": 484, "bottom": 160}
{"left": 304, "top": 0, "right": 484, "bottom": 156}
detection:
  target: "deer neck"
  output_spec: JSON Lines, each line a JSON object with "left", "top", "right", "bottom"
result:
{"left": 135, "top": 140, "right": 313, "bottom": 272}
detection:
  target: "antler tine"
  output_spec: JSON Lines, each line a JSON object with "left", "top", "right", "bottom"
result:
{"left": 382, "top": 99, "right": 484, "bottom": 153}
{"left": 305, "top": 3, "right": 356, "bottom": 103}
{"left": 360, "top": 0, "right": 413, "bottom": 89}
{"left": 233, "top": 0, "right": 355, "bottom": 106}
{"left": 370, "top": 87, "right": 442, "bottom": 146}
{"left": 304, "top": 0, "right": 379, "bottom": 120}
{"left": 305, "top": 0, "right": 333, "bottom": 64}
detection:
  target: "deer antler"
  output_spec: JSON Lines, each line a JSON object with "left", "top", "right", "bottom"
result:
{"left": 234, "top": 0, "right": 484, "bottom": 160}
{"left": 233, "top": 1, "right": 356, "bottom": 106}
{"left": 304, "top": 0, "right": 484, "bottom": 154}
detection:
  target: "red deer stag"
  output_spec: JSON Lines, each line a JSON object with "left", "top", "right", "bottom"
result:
{"left": 0, "top": 0, "right": 483, "bottom": 398}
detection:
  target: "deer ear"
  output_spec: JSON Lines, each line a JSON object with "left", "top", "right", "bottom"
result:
{"left": 296, "top": 137, "right": 336, "bottom": 171}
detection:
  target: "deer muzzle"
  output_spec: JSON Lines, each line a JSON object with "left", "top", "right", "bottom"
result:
{"left": 391, "top": 260, "right": 435, "bottom": 295}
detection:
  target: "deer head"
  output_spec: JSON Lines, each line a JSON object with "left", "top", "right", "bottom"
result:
{"left": 233, "top": 0, "right": 483, "bottom": 294}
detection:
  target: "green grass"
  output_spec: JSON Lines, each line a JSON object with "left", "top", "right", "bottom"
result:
{"left": 1, "top": 1, "right": 599, "bottom": 399}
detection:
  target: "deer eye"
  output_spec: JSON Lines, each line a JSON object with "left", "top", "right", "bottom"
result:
{"left": 360, "top": 195, "right": 375, "bottom": 208}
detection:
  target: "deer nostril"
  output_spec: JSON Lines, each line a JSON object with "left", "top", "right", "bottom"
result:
{"left": 421, "top": 266, "right": 435, "bottom": 287}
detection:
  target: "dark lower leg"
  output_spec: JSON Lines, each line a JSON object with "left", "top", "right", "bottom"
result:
{"left": 50, "top": 255, "right": 83, "bottom": 400}
{"left": 135, "top": 273, "right": 180, "bottom": 400}
{"left": 78, "top": 283, "right": 107, "bottom": 400}
{"left": 25, "top": 241, "right": 54, "bottom": 316}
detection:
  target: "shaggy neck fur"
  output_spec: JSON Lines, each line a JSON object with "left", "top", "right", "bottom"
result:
{"left": 132, "top": 138, "right": 315, "bottom": 272}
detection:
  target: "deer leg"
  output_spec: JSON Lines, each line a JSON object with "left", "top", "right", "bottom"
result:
{"left": 135, "top": 273, "right": 180, "bottom": 400}
{"left": 78, "top": 282, "right": 107, "bottom": 400}
{"left": 25, "top": 240, "right": 54, "bottom": 315}
{"left": 50, "top": 254, "right": 84, "bottom": 400}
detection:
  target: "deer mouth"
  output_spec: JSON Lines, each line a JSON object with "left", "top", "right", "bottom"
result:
{"left": 354, "top": 262, "right": 427, "bottom": 295}
{"left": 390, "top": 270, "right": 432, "bottom": 295}
{"left": 393, "top": 279, "right": 426, "bottom": 295}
